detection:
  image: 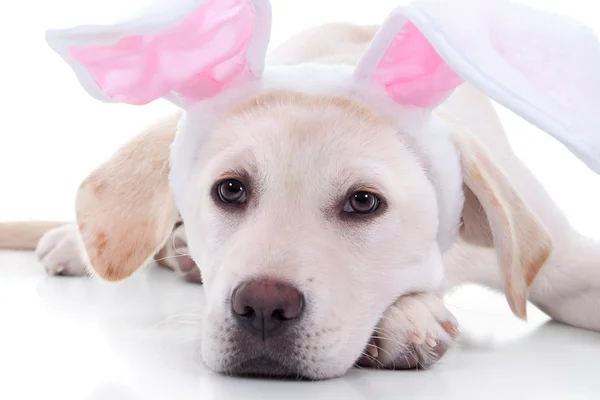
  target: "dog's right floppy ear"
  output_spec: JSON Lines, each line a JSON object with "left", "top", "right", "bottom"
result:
{"left": 451, "top": 127, "right": 552, "bottom": 319}
{"left": 76, "top": 116, "right": 179, "bottom": 281}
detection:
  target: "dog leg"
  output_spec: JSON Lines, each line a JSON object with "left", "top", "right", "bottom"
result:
{"left": 36, "top": 223, "right": 89, "bottom": 276}
{"left": 443, "top": 236, "right": 600, "bottom": 332}
{"left": 0, "top": 221, "right": 67, "bottom": 250}
{"left": 527, "top": 235, "right": 600, "bottom": 331}
{"left": 357, "top": 293, "right": 459, "bottom": 369}
{"left": 35, "top": 222, "right": 202, "bottom": 283}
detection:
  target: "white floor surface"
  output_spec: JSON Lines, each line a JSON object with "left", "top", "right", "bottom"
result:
{"left": 1, "top": 251, "right": 599, "bottom": 399}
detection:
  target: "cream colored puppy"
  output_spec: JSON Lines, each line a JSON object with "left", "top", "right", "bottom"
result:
{"left": 1, "top": 22, "right": 599, "bottom": 379}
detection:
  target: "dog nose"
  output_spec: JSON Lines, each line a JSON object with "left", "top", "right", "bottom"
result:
{"left": 231, "top": 278, "right": 304, "bottom": 339}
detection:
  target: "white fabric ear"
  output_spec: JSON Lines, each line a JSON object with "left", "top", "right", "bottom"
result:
{"left": 356, "top": 0, "right": 600, "bottom": 174}
{"left": 46, "top": 0, "right": 272, "bottom": 108}
{"left": 354, "top": 7, "right": 464, "bottom": 108}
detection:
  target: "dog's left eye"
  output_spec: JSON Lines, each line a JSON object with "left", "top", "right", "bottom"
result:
{"left": 216, "top": 179, "right": 247, "bottom": 204}
{"left": 343, "top": 191, "right": 381, "bottom": 214}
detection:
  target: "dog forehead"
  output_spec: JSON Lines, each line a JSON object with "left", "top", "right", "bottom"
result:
{"left": 198, "top": 91, "right": 428, "bottom": 200}
{"left": 213, "top": 91, "right": 400, "bottom": 156}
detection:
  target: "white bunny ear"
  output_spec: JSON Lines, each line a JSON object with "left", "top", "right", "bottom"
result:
{"left": 354, "top": 9, "right": 464, "bottom": 108}
{"left": 357, "top": 0, "right": 600, "bottom": 174}
{"left": 46, "top": 0, "right": 272, "bottom": 108}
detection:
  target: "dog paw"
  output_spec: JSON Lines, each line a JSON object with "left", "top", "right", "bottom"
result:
{"left": 357, "top": 293, "right": 459, "bottom": 370}
{"left": 156, "top": 224, "right": 202, "bottom": 284}
{"left": 35, "top": 224, "right": 88, "bottom": 276}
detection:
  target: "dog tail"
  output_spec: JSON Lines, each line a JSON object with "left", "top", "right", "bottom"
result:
{"left": 0, "top": 221, "right": 68, "bottom": 250}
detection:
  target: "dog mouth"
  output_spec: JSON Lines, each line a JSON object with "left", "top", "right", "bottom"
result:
{"left": 222, "top": 330, "right": 428, "bottom": 379}
{"left": 221, "top": 329, "right": 382, "bottom": 379}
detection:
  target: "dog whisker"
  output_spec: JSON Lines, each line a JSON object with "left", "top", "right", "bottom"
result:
{"left": 152, "top": 254, "right": 190, "bottom": 264}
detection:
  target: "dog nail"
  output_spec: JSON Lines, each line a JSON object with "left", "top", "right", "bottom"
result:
{"left": 184, "top": 268, "right": 203, "bottom": 284}
{"left": 178, "top": 256, "right": 197, "bottom": 273}
{"left": 440, "top": 321, "right": 459, "bottom": 337}
{"left": 407, "top": 332, "right": 423, "bottom": 344}
{"left": 367, "top": 338, "right": 379, "bottom": 358}
{"left": 173, "top": 237, "right": 187, "bottom": 248}
{"left": 426, "top": 335, "right": 437, "bottom": 347}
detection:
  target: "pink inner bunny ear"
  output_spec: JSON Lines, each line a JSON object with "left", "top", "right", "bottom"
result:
{"left": 46, "top": 0, "right": 271, "bottom": 107}
{"left": 355, "top": 11, "right": 463, "bottom": 108}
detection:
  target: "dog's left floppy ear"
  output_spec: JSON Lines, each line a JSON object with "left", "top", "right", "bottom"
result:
{"left": 46, "top": 0, "right": 272, "bottom": 108}
{"left": 354, "top": 9, "right": 464, "bottom": 108}
{"left": 76, "top": 117, "right": 179, "bottom": 281}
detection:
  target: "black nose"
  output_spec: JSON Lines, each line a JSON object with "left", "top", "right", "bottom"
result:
{"left": 231, "top": 278, "right": 304, "bottom": 339}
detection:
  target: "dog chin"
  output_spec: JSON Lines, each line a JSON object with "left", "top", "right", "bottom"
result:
{"left": 223, "top": 355, "right": 354, "bottom": 381}
{"left": 214, "top": 337, "right": 342, "bottom": 380}
{"left": 225, "top": 356, "right": 307, "bottom": 380}
{"left": 212, "top": 329, "right": 375, "bottom": 380}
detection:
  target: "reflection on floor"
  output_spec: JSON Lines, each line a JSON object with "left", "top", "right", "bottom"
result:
{"left": 1, "top": 250, "right": 599, "bottom": 400}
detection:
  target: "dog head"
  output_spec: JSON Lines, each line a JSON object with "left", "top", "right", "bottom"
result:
{"left": 177, "top": 89, "right": 450, "bottom": 377}
{"left": 47, "top": 0, "right": 551, "bottom": 379}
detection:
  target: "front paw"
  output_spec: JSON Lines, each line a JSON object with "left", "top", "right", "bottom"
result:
{"left": 36, "top": 224, "right": 88, "bottom": 277}
{"left": 357, "top": 293, "right": 459, "bottom": 370}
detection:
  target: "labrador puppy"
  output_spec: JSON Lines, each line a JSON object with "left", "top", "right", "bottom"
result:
{"left": 1, "top": 22, "right": 599, "bottom": 379}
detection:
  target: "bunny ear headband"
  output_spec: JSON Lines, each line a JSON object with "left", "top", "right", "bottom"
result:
{"left": 47, "top": 0, "right": 600, "bottom": 249}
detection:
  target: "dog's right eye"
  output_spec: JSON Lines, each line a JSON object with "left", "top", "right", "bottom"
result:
{"left": 343, "top": 191, "right": 381, "bottom": 215}
{"left": 216, "top": 179, "right": 247, "bottom": 204}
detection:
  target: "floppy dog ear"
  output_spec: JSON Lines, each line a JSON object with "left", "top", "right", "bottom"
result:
{"left": 75, "top": 116, "right": 179, "bottom": 281}
{"left": 451, "top": 127, "right": 552, "bottom": 319}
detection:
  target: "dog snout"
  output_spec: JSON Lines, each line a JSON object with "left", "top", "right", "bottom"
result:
{"left": 231, "top": 278, "right": 304, "bottom": 339}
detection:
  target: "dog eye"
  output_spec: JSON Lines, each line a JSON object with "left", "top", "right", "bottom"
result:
{"left": 344, "top": 191, "right": 381, "bottom": 214}
{"left": 217, "top": 179, "right": 247, "bottom": 204}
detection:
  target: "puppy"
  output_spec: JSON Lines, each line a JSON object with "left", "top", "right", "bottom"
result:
{"left": 2, "top": 22, "right": 599, "bottom": 380}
